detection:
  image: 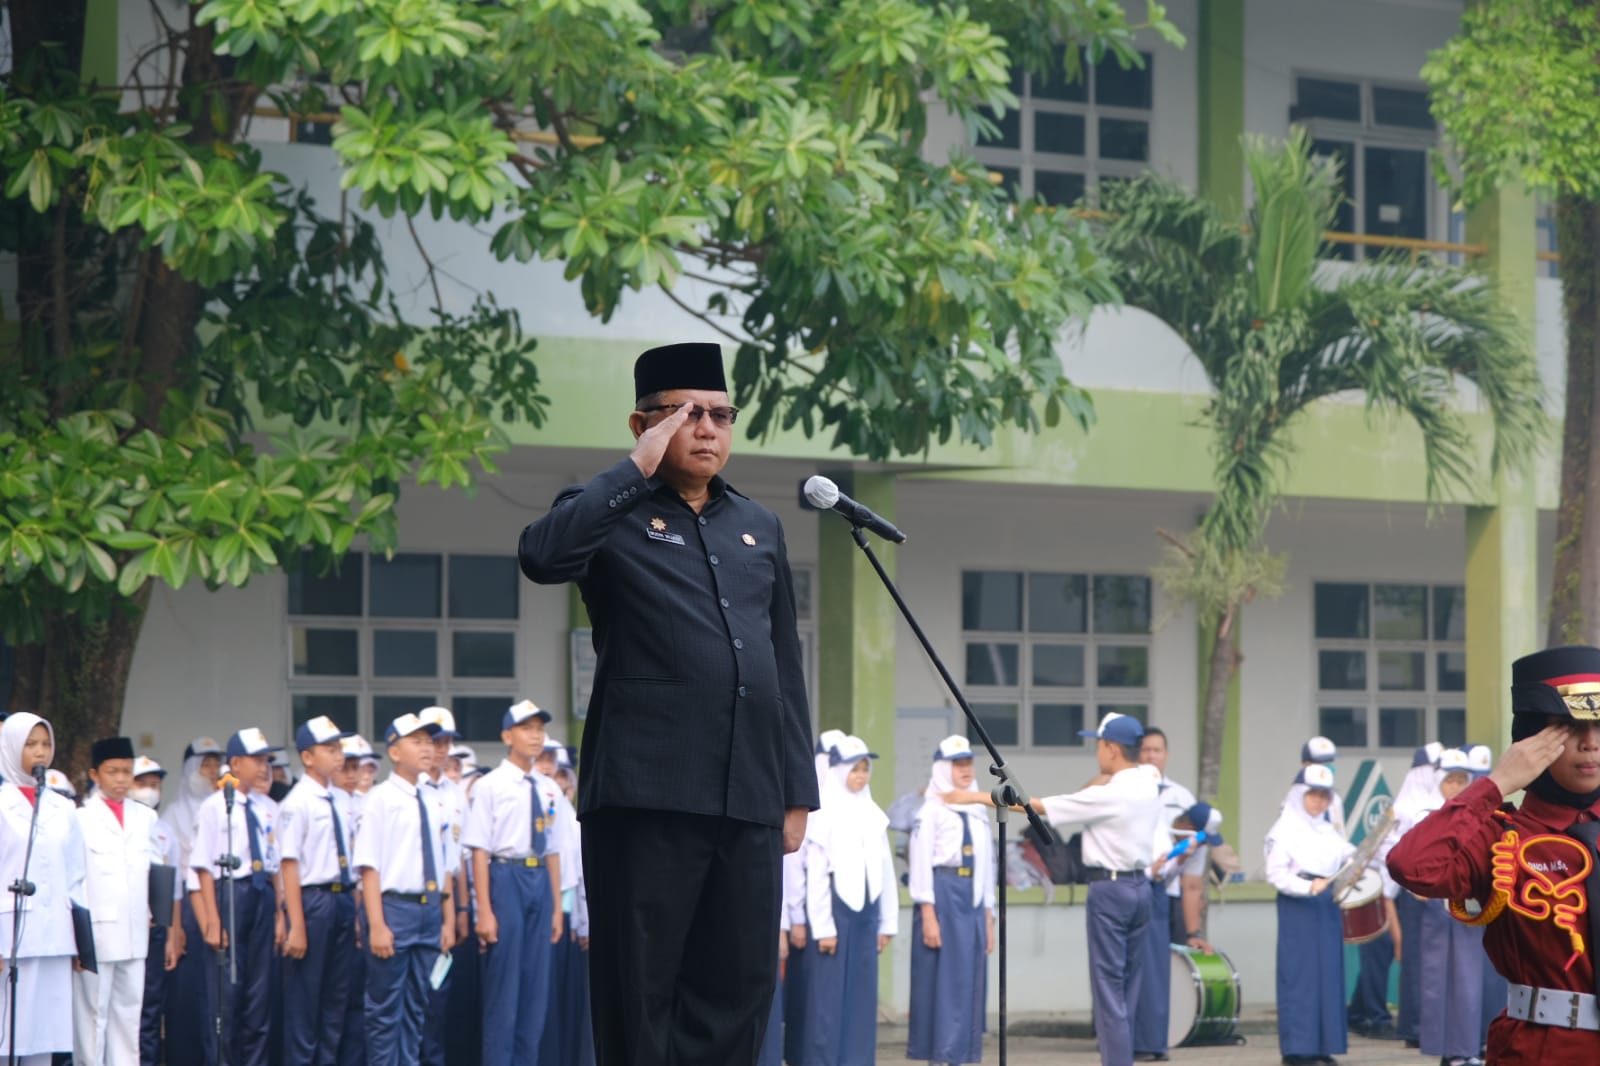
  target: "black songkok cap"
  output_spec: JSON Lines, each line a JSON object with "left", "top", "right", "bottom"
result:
{"left": 91, "top": 736, "right": 136, "bottom": 767}
{"left": 1511, "top": 645, "right": 1600, "bottom": 724}
{"left": 633, "top": 343, "right": 726, "bottom": 401}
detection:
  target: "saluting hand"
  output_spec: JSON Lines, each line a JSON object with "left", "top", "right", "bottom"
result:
{"left": 628, "top": 403, "right": 694, "bottom": 478}
{"left": 1490, "top": 725, "right": 1569, "bottom": 797}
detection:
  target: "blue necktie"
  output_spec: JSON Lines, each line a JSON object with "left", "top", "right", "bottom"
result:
{"left": 244, "top": 798, "right": 267, "bottom": 887}
{"left": 526, "top": 777, "right": 547, "bottom": 858}
{"left": 326, "top": 794, "right": 351, "bottom": 886}
{"left": 417, "top": 790, "right": 438, "bottom": 896}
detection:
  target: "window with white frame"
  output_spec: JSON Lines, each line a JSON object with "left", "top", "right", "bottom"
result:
{"left": 1313, "top": 582, "right": 1466, "bottom": 751}
{"left": 286, "top": 551, "right": 521, "bottom": 743}
{"left": 973, "top": 50, "right": 1154, "bottom": 207}
{"left": 961, "top": 570, "right": 1152, "bottom": 748}
{"left": 1292, "top": 75, "right": 1438, "bottom": 259}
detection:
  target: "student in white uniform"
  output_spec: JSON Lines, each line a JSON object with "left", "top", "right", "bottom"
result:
{"left": 462, "top": 699, "right": 569, "bottom": 1066}
{"left": 132, "top": 755, "right": 185, "bottom": 1066}
{"left": 278, "top": 715, "right": 359, "bottom": 1066}
{"left": 164, "top": 739, "right": 223, "bottom": 1066}
{"left": 416, "top": 707, "right": 467, "bottom": 1066}
{"left": 906, "top": 735, "right": 994, "bottom": 1066}
{"left": 335, "top": 735, "right": 374, "bottom": 1066}
{"left": 0, "top": 712, "right": 86, "bottom": 1066}
{"left": 354, "top": 713, "right": 456, "bottom": 1066}
{"left": 798, "top": 734, "right": 898, "bottom": 1065}
{"left": 1284, "top": 736, "right": 1345, "bottom": 833}
{"left": 535, "top": 734, "right": 586, "bottom": 1066}
{"left": 1133, "top": 726, "right": 1196, "bottom": 1061}
{"left": 74, "top": 737, "right": 171, "bottom": 1066}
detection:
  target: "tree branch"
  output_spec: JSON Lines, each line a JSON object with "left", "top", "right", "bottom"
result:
{"left": 406, "top": 215, "right": 445, "bottom": 315}
{"left": 660, "top": 286, "right": 746, "bottom": 345}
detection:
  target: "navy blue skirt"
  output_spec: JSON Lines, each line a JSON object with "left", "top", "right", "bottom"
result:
{"left": 907, "top": 869, "right": 985, "bottom": 1064}
{"left": 1419, "top": 897, "right": 1485, "bottom": 1059}
{"left": 1275, "top": 892, "right": 1347, "bottom": 1057}
{"left": 798, "top": 886, "right": 881, "bottom": 1066}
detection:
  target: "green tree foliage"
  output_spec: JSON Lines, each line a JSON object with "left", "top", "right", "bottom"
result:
{"left": 1423, "top": 0, "right": 1600, "bottom": 646}
{"left": 0, "top": 0, "right": 1178, "bottom": 770}
{"left": 1097, "top": 131, "right": 1545, "bottom": 799}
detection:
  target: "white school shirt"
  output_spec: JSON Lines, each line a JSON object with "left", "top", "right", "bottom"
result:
{"left": 77, "top": 794, "right": 164, "bottom": 962}
{"left": 422, "top": 772, "right": 467, "bottom": 875}
{"left": 190, "top": 788, "right": 280, "bottom": 881}
{"left": 0, "top": 784, "right": 86, "bottom": 958}
{"left": 459, "top": 761, "right": 576, "bottom": 860}
{"left": 277, "top": 776, "right": 356, "bottom": 886}
{"left": 1039, "top": 765, "right": 1161, "bottom": 872}
{"left": 782, "top": 849, "right": 807, "bottom": 928}
{"left": 802, "top": 835, "right": 898, "bottom": 939}
{"left": 352, "top": 774, "right": 448, "bottom": 894}
{"left": 906, "top": 804, "right": 996, "bottom": 910}
{"left": 1152, "top": 776, "right": 1198, "bottom": 898}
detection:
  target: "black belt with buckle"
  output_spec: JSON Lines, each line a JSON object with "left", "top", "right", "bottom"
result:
{"left": 382, "top": 891, "right": 433, "bottom": 904}
{"left": 935, "top": 864, "right": 974, "bottom": 878}
{"left": 1083, "top": 867, "right": 1145, "bottom": 882}
{"left": 302, "top": 882, "right": 348, "bottom": 893}
{"left": 490, "top": 855, "right": 542, "bottom": 867}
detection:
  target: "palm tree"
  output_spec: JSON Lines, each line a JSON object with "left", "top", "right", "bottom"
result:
{"left": 1092, "top": 130, "right": 1547, "bottom": 802}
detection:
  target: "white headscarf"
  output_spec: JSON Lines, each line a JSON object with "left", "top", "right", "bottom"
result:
{"left": 168, "top": 739, "right": 222, "bottom": 868}
{"left": 806, "top": 736, "right": 890, "bottom": 912}
{"left": 914, "top": 738, "right": 992, "bottom": 906}
{"left": 1265, "top": 783, "right": 1347, "bottom": 877}
{"left": 0, "top": 711, "right": 52, "bottom": 786}
{"left": 921, "top": 754, "right": 989, "bottom": 817}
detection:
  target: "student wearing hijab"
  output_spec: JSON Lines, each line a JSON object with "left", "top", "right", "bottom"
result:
{"left": 784, "top": 728, "right": 847, "bottom": 1066}
{"left": 1265, "top": 763, "right": 1354, "bottom": 1066}
{"left": 165, "top": 736, "right": 225, "bottom": 1066}
{"left": 798, "top": 735, "right": 897, "bottom": 1065}
{"left": 1377, "top": 742, "right": 1441, "bottom": 1049}
{"left": 1410, "top": 748, "right": 1487, "bottom": 1066}
{"left": 0, "top": 712, "right": 87, "bottom": 1066}
{"left": 1284, "top": 737, "right": 1346, "bottom": 834}
{"left": 906, "top": 735, "right": 993, "bottom": 1066}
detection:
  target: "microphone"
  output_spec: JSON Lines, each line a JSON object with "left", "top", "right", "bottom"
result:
{"left": 803, "top": 476, "right": 907, "bottom": 543}
{"left": 221, "top": 772, "right": 238, "bottom": 811}
{"left": 31, "top": 764, "right": 46, "bottom": 787}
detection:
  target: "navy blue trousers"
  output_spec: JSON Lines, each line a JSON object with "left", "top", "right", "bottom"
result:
{"left": 1347, "top": 923, "right": 1395, "bottom": 1030}
{"left": 1275, "top": 892, "right": 1347, "bottom": 1058}
{"left": 141, "top": 923, "right": 169, "bottom": 1066}
{"left": 337, "top": 915, "right": 366, "bottom": 1066}
{"left": 756, "top": 964, "right": 783, "bottom": 1066}
{"left": 421, "top": 951, "right": 449, "bottom": 1066}
{"left": 783, "top": 942, "right": 810, "bottom": 1065}
{"left": 1086, "top": 877, "right": 1151, "bottom": 1066}
{"left": 907, "top": 869, "right": 986, "bottom": 1065}
{"left": 798, "top": 888, "right": 880, "bottom": 1066}
{"left": 1396, "top": 890, "right": 1422, "bottom": 1041}
{"left": 364, "top": 898, "right": 442, "bottom": 1066}
{"left": 1131, "top": 883, "right": 1172, "bottom": 1055}
{"left": 538, "top": 911, "right": 582, "bottom": 1066}
{"left": 168, "top": 897, "right": 214, "bottom": 1066}
{"left": 480, "top": 862, "right": 553, "bottom": 1066}
{"left": 215, "top": 877, "right": 275, "bottom": 1066}
{"left": 283, "top": 888, "right": 355, "bottom": 1066}
{"left": 444, "top": 919, "right": 481, "bottom": 1066}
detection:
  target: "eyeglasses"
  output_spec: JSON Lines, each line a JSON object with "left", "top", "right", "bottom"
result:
{"left": 637, "top": 403, "right": 740, "bottom": 427}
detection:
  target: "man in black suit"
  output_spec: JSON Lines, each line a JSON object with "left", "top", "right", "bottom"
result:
{"left": 518, "top": 342, "right": 819, "bottom": 1066}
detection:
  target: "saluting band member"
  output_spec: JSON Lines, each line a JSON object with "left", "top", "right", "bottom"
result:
{"left": 1390, "top": 645, "right": 1600, "bottom": 1063}
{"left": 518, "top": 341, "right": 819, "bottom": 1065}
{"left": 277, "top": 715, "right": 359, "bottom": 1066}
{"left": 74, "top": 736, "right": 171, "bottom": 1066}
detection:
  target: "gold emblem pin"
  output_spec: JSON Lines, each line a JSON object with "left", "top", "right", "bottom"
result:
{"left": 650, "top": 517, "right": 667, "bottom": 532}
{"left": 742, "top": 533, "right": 756, "bottom": 546}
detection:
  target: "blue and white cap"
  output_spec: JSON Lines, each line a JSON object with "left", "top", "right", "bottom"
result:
{"left": 340, "top": 735, "right": 376, "bottom": 761}
{"left": 542, "top": 736, "right": 565, "bottom": 753}
{"left": 184, "top": 736, "right": 225, "bottom": 760}
{"left": 1411, "top": 741, "right": 1444, "bottom": 769}
{"left": 830, "top": 735, "right": 879, "bottom": 765}
{"left": 816, "top": 729, "right": 848, "bottom": 758}
{"left": 1438, "top": 748, "right": 1471, "bottom": 776}
{"left": 385, "top": 713, "right": 440, "bottom": 745}
{"left": 1301, "top": 736, "right": 1337, "bottom": 764}
{"left": 1079, "top": 711, "right": 1145, "bottom": 746}
{"left": 1183, "top": 800, "right": 1224, "bottom": 837}
{"left": 295, "top": 715, "right": 356, "bottom": 753}
{"left": 1301, "top": 763, "right": 1336, "bottom": 790}
{"left": 419, "top": 706, "right": 458, "bottom": 739}
{"left": 226, "top": 728, "right": 283, "bottom": 758}
{"left": 933, "top": 735, "right": 974, "bottom": 761}
{"left": 132, "top": 756, "right": 166, "bottom": 779}
{"left": 503, "top": 699, "right": 551, "bottom": 731}
{"left": 1466, "top": 744, "right": 1493, "bottom": 776}
{"left": 46, "top": 769, "right": 76, "bottom": 797}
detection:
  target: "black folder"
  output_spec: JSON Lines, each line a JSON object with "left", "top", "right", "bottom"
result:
{"left": 72, "top": 903, "right": 98, "bottom": 973}
{"left": 148, "top": 865, "right": 177, "bottom": 926}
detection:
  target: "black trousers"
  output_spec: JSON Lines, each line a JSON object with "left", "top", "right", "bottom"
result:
{"left": 583, "top": 808, "right": 782, "bottom": 1066}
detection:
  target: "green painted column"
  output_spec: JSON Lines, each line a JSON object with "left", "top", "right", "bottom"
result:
{"left": 1464, "top": 187, "right": 1540, "bottom": 746}
{"left": 1197, "top": 0, "right": 1246, "bottom": 213}
{"left": 815, "top": 471, "right": 898, "bottom": 1003}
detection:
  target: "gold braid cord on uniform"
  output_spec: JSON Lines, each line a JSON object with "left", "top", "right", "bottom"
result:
{"left": 1450, "top": 817, "right": 1592, "bottom": 971}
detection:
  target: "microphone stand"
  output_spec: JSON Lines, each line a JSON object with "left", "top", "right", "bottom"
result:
{"left": 214, "top": 783, "right": 241, "bottom": 1066}
{"left": 6, "top": 770, "right": 46, "bottom": 1066}
{"left": 842, "top": 524, "right": 1055, "bottom": 1066}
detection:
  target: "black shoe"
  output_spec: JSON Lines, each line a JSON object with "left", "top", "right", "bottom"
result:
{"left": 1406, "top": 1039, "right": 1421, "bottom": 1049}
{"left": 1133, "top": 1056, "right": 1170, "bottom": 1063}
{"left": 1365, "top": 1023, "right": 1399, "bottom": 1040}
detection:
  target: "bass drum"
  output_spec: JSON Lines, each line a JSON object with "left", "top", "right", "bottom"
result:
{"left": 1168, "top": 945, "right": 1242, "bottom": 1047}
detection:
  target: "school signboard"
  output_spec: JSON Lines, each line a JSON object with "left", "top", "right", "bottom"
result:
{"left": 1342, "top": 758, "right": 1392, "bottom": 846}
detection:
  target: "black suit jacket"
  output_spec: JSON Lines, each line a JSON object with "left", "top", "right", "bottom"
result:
{"left": 518, "top": 457, "right": 819, "bottom": 827}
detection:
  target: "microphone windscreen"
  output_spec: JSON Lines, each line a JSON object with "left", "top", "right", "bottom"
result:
{"left": 803, "top": 475, "right": 839, "bottom": 509}
{"left": 32, "top": 763, "right": 47, "bottom": 786}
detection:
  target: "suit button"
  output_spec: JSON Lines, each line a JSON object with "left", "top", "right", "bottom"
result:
{"left": 709, "top": 554, "right": 720, "bottom": 565}
{"left": 698, "top": 517, "right": 707, "bottom": 526}
{"left": 720, "top": 598, "right": 730, "bottom": 609}
{"left": 608, "top": 499, "right": 617, "bottom": 508}
{"left": 733, "top": 638, "right": 744, "bottom": 650}
{"left": 738, "top": 685, "right": 747, "bottom": 697}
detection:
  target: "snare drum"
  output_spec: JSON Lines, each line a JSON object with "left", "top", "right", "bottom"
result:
{"left": 1339, "top": 868, "right": 1388, "bottom": 944}
{"left": 1168, "top": 945, "right": 1242, "bottom": 1047}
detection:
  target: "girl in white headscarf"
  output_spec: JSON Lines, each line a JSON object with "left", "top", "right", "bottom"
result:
{"left": 906, "top": 735, "right": 993, "bottom": 1066}
{"left": 1265, "top": 764, "right": 1354, "bottom": 1066}
{"left": 797, "top": 735, "right": 897, "bottom": 1065}
{"left": 0, "top": 712, "right": 86, "bottom": 1066}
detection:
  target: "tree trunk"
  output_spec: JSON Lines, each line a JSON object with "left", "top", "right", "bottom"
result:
{"left": 9, "top": 587, "right": 153, "bottom": 788}
{"left": 1548, "top": 192, "right": 1600, "bottom": 646}
{"left": 1197, "top": 599, "right": 1242, "bottom": 802}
